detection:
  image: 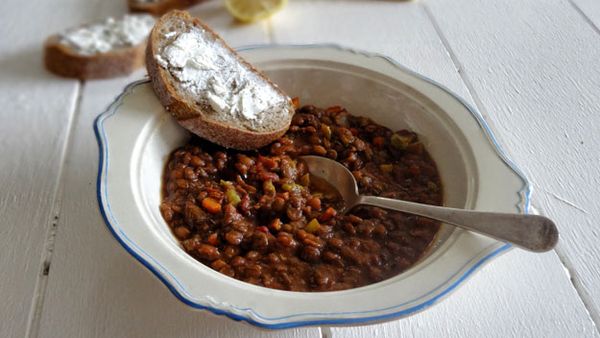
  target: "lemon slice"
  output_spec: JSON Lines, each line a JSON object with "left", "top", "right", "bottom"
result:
{"left": 225, "top": 0, "right": 287, "bottom": 23}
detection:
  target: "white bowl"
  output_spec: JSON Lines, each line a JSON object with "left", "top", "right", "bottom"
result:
{"left": 95, "top": 44, "right": 530, "bottom": 329}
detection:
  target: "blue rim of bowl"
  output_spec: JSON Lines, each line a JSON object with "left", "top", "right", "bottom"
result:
{"left": 94, "top": 44, "right": 529, "bottom": 329}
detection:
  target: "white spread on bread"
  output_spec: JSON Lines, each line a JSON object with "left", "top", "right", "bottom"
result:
{"left": 154, "top": 27, "right": 291, "bottom": 130}
{"left": 59, "top": 15, "right": 155, "bottom": 55}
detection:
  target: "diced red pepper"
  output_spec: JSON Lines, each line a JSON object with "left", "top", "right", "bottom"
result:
{"left": 409, "top": 164, "right": 420, "bottom": 176}
{"left": 207, "top": 233, "right": 219, "bottom": 246}
{"left": 372, "top": 136, "right": 385, "bottom": 148}
{"left": 291, "top": 97, "right": 300, "bottom": 109}
{"left": 319, "top": 207, "right": 337, "bottom": 222}
{"left": 325, "top": 106, "right": 343, "bottom": 114}
{"left": 269, "top": 218, "right": 282, "bottom": 231}
{"left": 258, "top": 155, "right": 278, "bottom": 170}
{"left": 259, "top": 170, "right": 280, "bottom": 182}
{"left": 256, "top": 226, "right": 269, "bottom": 233}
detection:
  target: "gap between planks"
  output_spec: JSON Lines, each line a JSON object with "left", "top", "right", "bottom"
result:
{"left": 421, "top": 2, "right": 600, "bottom": 334}
{"left": 533, "top": 199, "right": 600, "bottom": 332}
{"left": 568, "top": 0, "right": 600, "bottom": 36}
{"left": 24, "top": 81, "right": 86, "bottom": 338}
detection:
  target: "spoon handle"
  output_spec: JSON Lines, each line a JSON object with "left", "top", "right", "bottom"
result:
{"left": 357, "top": 196, "right": 558, "bottom": 252}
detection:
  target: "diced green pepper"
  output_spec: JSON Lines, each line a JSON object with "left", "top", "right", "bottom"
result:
{"left": 264, "top": 180, "right": 276, "bottom": 194}
{"left": 321, "top": 124, "right": 332, "bottom": 139}
{"left": 282, "top": 183, "right": 303, "bottom": 192}
{"left": 391, "top": 133, "right": 412, "bottom": 150}
{"left": 226, "top": 189, "right": 241, "bottom": 206}
{"left": 305, "top": 218, "right": 320, "bottom": 233}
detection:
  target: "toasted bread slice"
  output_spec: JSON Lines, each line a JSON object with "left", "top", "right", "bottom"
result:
{"left": 44, "top": 15, "right": 155, "bottom": 79}
{"left": 128, "top": 0, "right": 205, "bottom": 16}
{"left": 44, "top": 36, "right": 146, "bottom": 79}
{"left": 146, "top": 10, "right": 294, "bottom": 150}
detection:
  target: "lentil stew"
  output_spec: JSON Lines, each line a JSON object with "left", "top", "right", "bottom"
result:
{"left": 160, "top": 104, "right": 443, "bottom": 292}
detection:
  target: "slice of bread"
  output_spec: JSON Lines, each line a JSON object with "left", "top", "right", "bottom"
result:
{"left": 128, "top": 0, "right": 205, "bottom": 16}
{"left": 146, "top": 10, "right": 294, "bottom": 150}
{"left": 45, "top": 36, "right": 145, "bottom": 79}
{"left": 44, "top": 15, "right": 155, "bottom": 79}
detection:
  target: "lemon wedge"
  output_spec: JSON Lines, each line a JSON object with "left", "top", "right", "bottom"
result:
{"left": 225, "top": 0, "right": 287, "bottom": 23}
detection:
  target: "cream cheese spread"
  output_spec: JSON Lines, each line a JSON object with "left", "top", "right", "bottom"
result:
{"left": 59, "top": 14, "right": 155, "bottom": 55}
{"left": 155, "top": 27, "right": 290, "bottom": 131}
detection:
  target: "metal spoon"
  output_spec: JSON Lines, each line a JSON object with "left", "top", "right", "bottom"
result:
{"left": 301, "top": 155, "right": 558, "bottom": 252}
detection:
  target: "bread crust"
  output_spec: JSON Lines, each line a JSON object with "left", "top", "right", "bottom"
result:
{"left": 44, "top": 35, "right": 145, "bottom": 79}
{"left": 128, "top": 0, "right": 205, "bottom": 16}
{"left": 146, "top": 10, "right": 294, "bottom": 150}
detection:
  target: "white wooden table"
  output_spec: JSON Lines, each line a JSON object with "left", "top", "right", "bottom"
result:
{"left": 1, "top": 0, "right": 599, "bottom": 337}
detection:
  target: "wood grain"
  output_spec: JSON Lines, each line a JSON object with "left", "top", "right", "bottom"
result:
{"left": 0, "top": 0, "right": 124, "bottom": 336}
{"left": 325, "top": 251, "right": 599, "bottom": 337}
{"left": 271, "top": 1, "right": 599, "bottom": 337}
{"left": 270, "top": 0, "right": 471, "bottom": 101}
{"left": 35, "top": 1, "right": 319, "bottom": 337}
{"left": 425, "top": 0, "right": 600, "bottom": 329}
{"left": 571, "top": 0, "right": 600, "bottom": 30}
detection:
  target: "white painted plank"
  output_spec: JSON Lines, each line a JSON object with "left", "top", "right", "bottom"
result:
{"left": 270, "top": 0, "right": 471, "bottom": 101}
{"left": 424, "top": 0, "right": 600, "bottom": 328}
{"left": 271, "top": 1, "right": 599, "bottom": 337}
{"left": 0, "top": 0, "right": 125, "bottom": 336}
{"left": 571, "top": 0, "right": 600, "bottom": 29}
{"left": 326, "top": 251, "right": 598, "bottom": 338}
{"left": 36, "top": 1, "right": 319, "bottom": 337}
